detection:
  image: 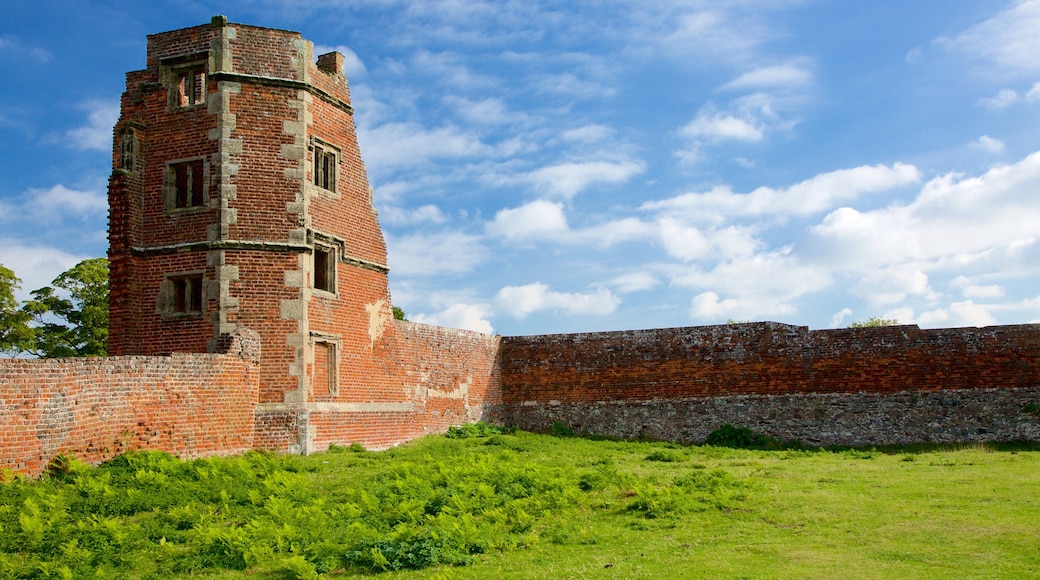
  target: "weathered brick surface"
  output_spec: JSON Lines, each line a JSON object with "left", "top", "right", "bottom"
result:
{"left": 501, "top": 323, "right": 1040, "bottom": 445}
{"left": 0, "top": 354, "right": 259, "bottom": 477}
{"left": 1, "top": 18, "right": 1000, "bottom": 478}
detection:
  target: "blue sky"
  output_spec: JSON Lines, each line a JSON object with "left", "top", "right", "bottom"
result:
{"left": 2, "top": 1, "right": 1039, "bottom": 336}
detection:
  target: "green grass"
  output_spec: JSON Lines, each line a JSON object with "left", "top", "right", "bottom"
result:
{"left": 1, "top": 429, "right": 1038, "bottom": 579}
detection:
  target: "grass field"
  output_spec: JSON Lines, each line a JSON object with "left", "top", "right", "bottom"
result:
{"left": 1, "top": 426, "right": 1038, "bottom": 579}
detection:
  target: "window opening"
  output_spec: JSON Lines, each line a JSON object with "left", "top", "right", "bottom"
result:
{"left": 175, "top": 66, "right": 206, "bottom": 107}
{"left": 170, "top": 275, "right": 203, "bottom": 314}
{"left": 166, "top": 160, "right": 205, "bottom": 209}
{"left": 119, "top": 127, "right": 138, "bottom": 171}
{"left": 313, "top": 144, "right": 337, "bottom": 191}
{"left": 314, "top": 244, "right": 335, "bottom": 293}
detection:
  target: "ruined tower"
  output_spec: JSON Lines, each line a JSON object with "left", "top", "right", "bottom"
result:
{"left": 108, "top": 17, "right": 407, "bottom": 452}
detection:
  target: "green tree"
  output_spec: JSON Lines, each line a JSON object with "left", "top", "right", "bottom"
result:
{"left": 21, "top": 258, "right": 109, "bottom": 357}
{"left": 848, "top": 316, "right": 900, "bottom": 328}
{"left": 0, "top": 264, "right": 34, "bottom": 354}
{"left": 392, "top": 306, "right": 407, "bottom": 321}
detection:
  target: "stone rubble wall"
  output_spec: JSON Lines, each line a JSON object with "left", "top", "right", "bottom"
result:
{"left": 501, "top": 322, "right": 1040, "bottom": 446}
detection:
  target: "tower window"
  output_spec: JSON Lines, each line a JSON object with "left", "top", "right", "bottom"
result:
{"left": 313, "top": 144, "right": 337, "bottom": 192}
{"left": 159, "top": 273, "right": 204, "bottom": 317}
{"left": 164, "top": 159, "right": 206, "bottom": 209}
{"left": 119, "top": 127, "right": 139, "bottom": 171}
{"left": 313, "top": 244, "right": 336, "bottom": 293}
{"left": 161, "top": 54, "right": 208, "bottom": 110}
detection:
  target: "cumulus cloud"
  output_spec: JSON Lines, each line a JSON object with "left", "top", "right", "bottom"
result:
{"left": 0, "top": 240, "right": 84, "bottom": 300}
{"left": 358, "top": 122, "right": 490, "bottom": 172}
{"left": 65, "top": 100, "right": 119, "bottom": 151}
{"left": 495, "top": 282, "right": 620, "bottom": 318}
{"left": 610, "top": 271, "right": 660, "bottom": 293}
{"left": 829, "top": 307, "right": 854, "bottom": 328}
{"left": 386, "top": 231, "right": 487, "bottom": 277}
{"left": 412, "top": 303, "right": 494, "bottom": 334}
{"left": 680, "top": 109, "right": 763, "bottom": 142}
{"left": 488, "top": 200, "right": 568, "bottom": 240}
{"left": 850, "top": 267, "right": 936, "bottom": 306}
{"left": 643, "top": 162, "right": 921, "bottom": 221}
{"left": 380, "top": 204, "right": 448, "bottom": 226}
{"left": 915, "top": 300, "right": 997, "bottom": 328}
{"left": 972, "top": 135, "right": 1005, "bottom": 153}
{"left": 561, "top": 124, "right": 613, "bottom": 143}
{"left": 446, "top": 96, "right": 525, "bottom": 126}
{"left": 521, "top": 160, "right": 645, "bottom": 199}
{"left": 0, "top": 184, "right": 107, "bottom": 225}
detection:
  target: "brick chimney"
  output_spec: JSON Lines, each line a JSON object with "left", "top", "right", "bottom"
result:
{"left": 316, "top": 52, "right": 345, "bottom": 75}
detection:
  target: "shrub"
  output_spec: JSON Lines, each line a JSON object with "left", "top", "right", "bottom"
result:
{"left": 704, "top": 423, "right": 777, "bottom": 449}
{"left": 645, "top": 450, "right": 684, "bottom": 463}
{"left": 446, "top": 422, "right": 503, "bottom": 438}
{"left": 548, "top": 421, "right": 576, "bottom": 437}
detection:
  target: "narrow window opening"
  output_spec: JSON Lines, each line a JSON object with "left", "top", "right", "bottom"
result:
{"left": 312, "top": 145, "right": 337, "bottom": 192}
{"left": 175, "top": 67, "right": 206, "bottom": 107}
{"left": 314, "top": 245, "right": 335, "bottom": 293}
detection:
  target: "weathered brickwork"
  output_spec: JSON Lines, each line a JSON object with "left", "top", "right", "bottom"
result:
{"left": 501, "top": 323, "right": 1040, "bottom": 445}
{"left": 0, "top": 353, "right": 259, "bottom": 477}
{"left": 6, "top": 19, "right": 1040, "bottom": 478}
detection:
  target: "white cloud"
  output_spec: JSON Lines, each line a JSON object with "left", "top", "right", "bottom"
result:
{"left": 829, "top": 307, "right": 853, "bottom": 328}
{"left": 495, "top": 282, "right": 620, "bottom": 318}
{"left": 680, "top": 110, "right": 763, "bottom": 142}
{"left": 941, "top": 0, "right": 1040, "bottom": 77}
{"left": 0, "top": 184, "right": 107, "bottom": 225}
{"left": 412, "top": 303, "right": 494, "bottom": 334}
{"left": 657, "top": 217, "right": 710, "bottom": 261}
{"left": 672, "top": 249, "right": 830, "bottom": 322}
{"left": 358, "top": 122, "right": 490, "bottom": 172}
{"left": 380, "top": 204, "right": 448, "bottom": 226}
{"left": 312, "top": 44, "right": 367, "bottom": 78}
{"left": 951, "top": 276, "right": 1005, "bottom": 299}
{"left": 980, "top": 88, "right": 1022, "bottom": 108}
{"left": 562, "top": 124, "right": 613, "bottom": 143}
{"left": 522, "top": 160, "right": 645, "bottom": 199}
{"left": 643, "top": 162, "right": 920, "bottom": 221}
{"left": 537, "top": 72, "right": 615, "bottom": 98}
{"left": 721, "top": 62, "right": 814, "bottom": 91}
{"left": 0, "top": 241, "right": 84, "bottom": 300}
{"left": 446, "top": 96, "right": 525, "bottom": 126}
{"left": 850, "top": 267, "right": 935, "bottom": 306}
{"left": 488, "top": 200, "right": 568, "bottom": 240}
{"left": 610, "top": 272, "right": 660, "bottom": 293}
{"left": 972, "top": 135, "right": 1006, "bottom": 153}
{"left": 915, "top": 300, "right": 997, "bottom": 328}
{"left": 386, "top": 231, "right": 487, "bottom": 277}
{"left": 0, "top": 35, "right": 51, "bottom": 63}
{"left": 65, "top": 100, "right": 119, "bottom": 151}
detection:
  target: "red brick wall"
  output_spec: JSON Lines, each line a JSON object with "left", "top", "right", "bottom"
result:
{"left": 0, "top": 354, "right": 259, "bottom": 478}
{"left": 293, "top": 321, "right": 502, "bottom": 452}
{"left": 501, "top": 323, "right": 1040, "bottom": 403}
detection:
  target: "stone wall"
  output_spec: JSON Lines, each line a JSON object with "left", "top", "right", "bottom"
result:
{"left": 0, "top": 353, "right": 260, "bottom": 477}
{"left": 501, "top": 323, "right": 1040, "bottom": 445}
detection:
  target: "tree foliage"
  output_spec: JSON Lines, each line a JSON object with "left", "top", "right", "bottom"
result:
{"left": 392, "top": 306, "right": 406, "bottom": 321}
{"left": 20, "top": 258, "right": 109, "bottom": 357}
{"left": 848, "top": 316, "right": 900, "bottom": 328}
{"left": 0, "top": 264, "right": 34, "bottom": 354}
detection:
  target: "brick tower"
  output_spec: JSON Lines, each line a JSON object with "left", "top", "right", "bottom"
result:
{"left": 108, "top": 17, "right": 408, "bottom": 452}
